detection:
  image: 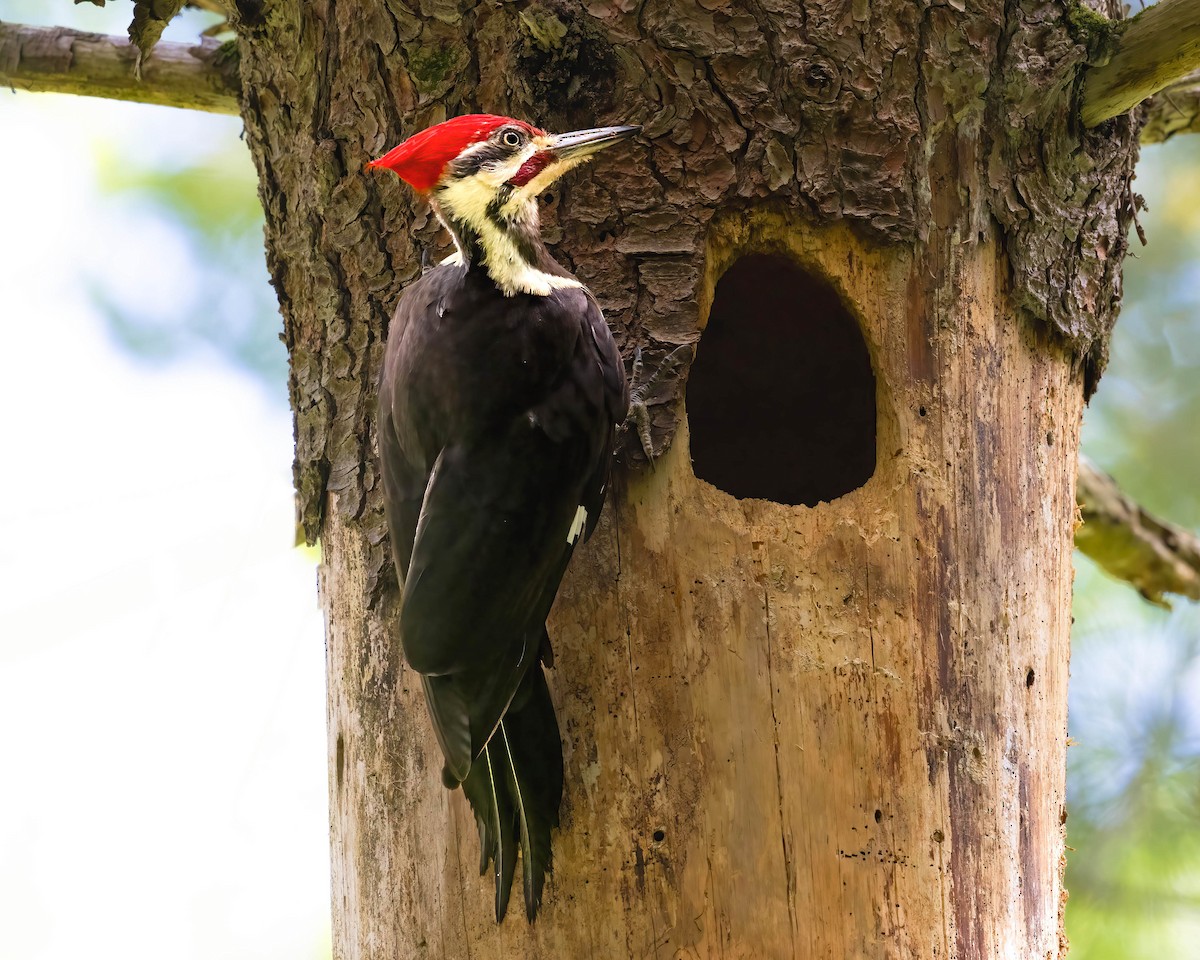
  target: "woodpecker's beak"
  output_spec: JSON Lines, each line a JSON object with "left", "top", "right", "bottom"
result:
{"left": 545, "top": 125, "right": 641, "bottom": 162}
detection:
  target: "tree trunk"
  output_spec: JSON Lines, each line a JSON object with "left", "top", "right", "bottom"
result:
{"left": 233, "top": 1, "right": 1139, "bottom": 957}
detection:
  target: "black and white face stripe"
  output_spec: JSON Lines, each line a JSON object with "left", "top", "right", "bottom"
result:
{"left": 447, "top": 125, "right": 533, "bottom": 181}
{"left": 431, "top": 126, "right": 584, "bottom": 297}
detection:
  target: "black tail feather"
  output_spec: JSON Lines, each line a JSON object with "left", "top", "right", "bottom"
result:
{"left": 485, "top": 744, "right": 518, "bottom": 921}
{"left": 462, "top": 742, "right": 518, "bottom": 920}
{"left": 459, "top": 665, "right": 563, "bottom": 922}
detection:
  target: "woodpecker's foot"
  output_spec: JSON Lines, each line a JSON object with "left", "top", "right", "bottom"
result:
{"left": 623, "top": 344, "right": 694, "bottom": 463}
{"left": 627, "top": 346, "right": 655, "bottom": 463}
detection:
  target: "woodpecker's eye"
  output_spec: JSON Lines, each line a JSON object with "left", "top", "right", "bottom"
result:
{"left": 501, "top": 129, "right": 524, "bottom": 148}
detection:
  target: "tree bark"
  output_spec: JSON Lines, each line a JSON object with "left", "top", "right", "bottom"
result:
{"left": 230, "top": 1, "right": 1139, "bottom": 957}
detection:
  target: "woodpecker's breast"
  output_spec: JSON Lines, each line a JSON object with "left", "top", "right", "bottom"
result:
{"left": 382, "top": 263, "right": 611, "bottom": 461}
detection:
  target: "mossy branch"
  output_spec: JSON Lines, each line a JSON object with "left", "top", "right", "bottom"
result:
{"left": 1081, "top": 0, "right": 1200, "bottom": 127}
{"left": 0, "top": 22, "right": 240, "bottom": 115}
{"left": 1075, "top": 457, "right": 1200, "bottom": 607}
{"left": 1140, "top": 71, "right": 1200, "bottom": 143}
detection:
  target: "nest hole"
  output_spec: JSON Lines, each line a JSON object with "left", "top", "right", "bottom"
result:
{"left": 687, "top": 253, "right": 877, "bottom": 505}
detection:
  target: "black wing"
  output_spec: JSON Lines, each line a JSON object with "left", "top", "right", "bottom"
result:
{"left": 399, "top": 424, "right": 594, "bottom": 778}
{"left": 378, "top": 273, "right": 624, "bottom": 779}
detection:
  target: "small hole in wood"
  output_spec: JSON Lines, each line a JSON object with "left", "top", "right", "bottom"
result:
{"left": 335, "top": 734, "right": 346, "bottom": 791}
{"left": 687, "top": 253, "right": 876, "bottom": 505}
{"left": 1026, "top": 668, "right": 1036, "bottom": 688}
{"left": 874, "top": 809, "right": 882, "bottom": 823}
{"left": 653, "top": 829, "right": 666, "bottom": 842}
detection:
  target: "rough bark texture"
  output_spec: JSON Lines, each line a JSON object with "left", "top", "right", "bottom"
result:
{"left": 228, "top": 0, "right": 1140, "bottom": 957}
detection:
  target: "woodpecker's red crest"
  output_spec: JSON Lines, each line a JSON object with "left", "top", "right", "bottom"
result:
{"left": 367, "top": 114, "right": 545, "bottom": 192}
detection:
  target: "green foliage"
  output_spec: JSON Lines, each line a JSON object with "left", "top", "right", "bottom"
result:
{"left": 1066, "top": 594, "right": 1200, "bottom": 957}
{"left": 1081, "top": 136, "right": 1200, "bottom": 529}
{"left": 97, "top": 141, "right": 263, "bottom": 237}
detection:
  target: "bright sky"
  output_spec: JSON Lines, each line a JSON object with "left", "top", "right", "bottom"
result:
{"left": 0, "top": 67, "right": 331, "bottom": 960}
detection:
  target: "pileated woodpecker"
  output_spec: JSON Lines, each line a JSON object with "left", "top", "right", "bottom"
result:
{"left": 368, "top": 115, "right": 638, "bottom": 922}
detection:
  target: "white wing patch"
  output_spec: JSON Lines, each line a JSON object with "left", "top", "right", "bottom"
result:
{"left": 567, "top": 505, "right": 588, "bottom": 544}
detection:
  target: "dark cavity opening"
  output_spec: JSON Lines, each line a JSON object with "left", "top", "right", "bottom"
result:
{"left": 687, "top": 253, "right": 876, "bottom": 505}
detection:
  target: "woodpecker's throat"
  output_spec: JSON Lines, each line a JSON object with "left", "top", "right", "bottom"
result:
{"left": 431, "top": 148, "right": 584, "bottom": 298}
{"left": 431, "top": 188, "right": 581, "bottom": 298}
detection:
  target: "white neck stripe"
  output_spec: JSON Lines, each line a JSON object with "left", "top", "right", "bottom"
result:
{"left": 434, "top": 177, "right": 581, "bottom": 297}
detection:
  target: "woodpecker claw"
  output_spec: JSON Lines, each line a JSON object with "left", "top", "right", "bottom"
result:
{"left": 630, "top": 398, "right": 656, "bottom": 466}
{"left": 629, "top": 345, "right": 646, "bottom": 395}
{"left": 623, "top": 343, "right": 695, "bottom": 464}
{"left": 627, "top": 347, "right": 655, "bottom": 464}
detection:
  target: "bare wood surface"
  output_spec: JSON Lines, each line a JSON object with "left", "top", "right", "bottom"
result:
{"left": 0, "top": 23, "right": 239, "bottom": 115}
{"left": 1076, "top": 457, "right": 1200, "bottom": 605}
{"left": 1082, "top": 0, "right": 1200, "bottom": 127}
{"left": 1140, "top": 72, "right": 1200, "bottom": 142}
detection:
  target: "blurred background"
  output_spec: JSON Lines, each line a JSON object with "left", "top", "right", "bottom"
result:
{"left": 1, "top": 2, "right": 1198, "bottom": 958}
{"left": 0, "top": 3, "right": 330, "bottom": 960}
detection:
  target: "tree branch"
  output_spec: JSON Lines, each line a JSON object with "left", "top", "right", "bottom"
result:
{"left": 1075, "top": 457, "right": 1200, "bottom": 607}
{"left": 1082, "top": 0, "right": 1200, "bottom": 128}
{"left": 0, "top": 22, "right": 240, "bottom": 115}
{"left": 1140, "top": 71, "right": 1200, "bottom": 143}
